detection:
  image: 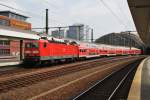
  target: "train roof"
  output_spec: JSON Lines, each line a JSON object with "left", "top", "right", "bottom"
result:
{"left": 40, "top": 36, "right": 78, "bottom": 45}
{"left": 39, "top": 36, "right": 141, "bottom": 50}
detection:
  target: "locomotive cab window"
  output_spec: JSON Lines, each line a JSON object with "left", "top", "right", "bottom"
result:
{"left": 25, "top": 42, "right": 39, "bottom": 48}
{"left": 43, "top": 42, "right": 47, "bottom": 48}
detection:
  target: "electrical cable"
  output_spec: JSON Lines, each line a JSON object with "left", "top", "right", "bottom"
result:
{"left": 98, "top": 0, "right": 127, "bottom": 30}
{"left": 0, "top": 2, "right": 65, "bottom": 25}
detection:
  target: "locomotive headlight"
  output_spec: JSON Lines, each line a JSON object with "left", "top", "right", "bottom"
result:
{"left": 33, "top": 51, "right": 39, "bottom": 54}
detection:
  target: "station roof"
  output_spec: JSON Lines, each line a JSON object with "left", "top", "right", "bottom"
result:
{"left": 0, "top": 25, "right": 40, "bottom": 40}
{"left": 128, "top": 0, "right": 150, "bottom": 47}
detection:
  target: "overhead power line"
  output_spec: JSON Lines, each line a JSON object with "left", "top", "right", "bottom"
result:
{"left": 0, "top": 2, "right": 57, "bottom": 18}
{"left": 0, "top": 2, "right": 65, "bottom": 25}
{"left": 115, "top": 0, "right": 130, "bottom": 22}
{"left": 43, "top": 0, "right": 58, "bottom": 9}
{"left": 113, "top": 0, "right": 131, "bottom": 28}
{"left": 98, "top": 0, "right": 127, "bottom": 30}
{"left": 0, "top": 3, "right": 29, "bottom": 14}
{"left": 0, "top": 2, "right": 43, "bottom": 18}
{"left": 37, "top": 0, "right": 60, "bottom": 15}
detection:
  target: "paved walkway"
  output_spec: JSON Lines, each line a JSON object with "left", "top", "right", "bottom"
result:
{"left": 128, "top": 56, "right": 150, "bottom": 100}
{"left": 0, "top": 62, "right": 21, "bottom": 67}
{"left": 141, "top": 57, "right": 150, "bottom": 100}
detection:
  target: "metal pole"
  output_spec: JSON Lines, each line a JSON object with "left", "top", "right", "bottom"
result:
{"left": 20, "top": 40, "right": 23, "bottom": 60}
{"left": 109, "top": 34, "right": 111, "bottom": 45}
{"left": 111, "top": 34, "right": 113, "bottom": 45}
{"left": 46, "top": 9, "right": 49, "bottom": 34}
{"left": 129, "top": 32, "right": 131, "bottom": 50}
{"left": 124, "top": 38, "right": 125, "bottom": 47}
{"left": 91, "top": 29, "right": 93, "bottom": 43}
{"left": 58, "top": 27, "right": 61, "bottom": 39}
{"left": 112, "top": 34, "right": 113, "bottom": 45}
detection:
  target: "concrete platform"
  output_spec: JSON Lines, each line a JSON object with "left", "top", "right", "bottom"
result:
{"left": 0, "top": 56, "right": 21, "bottom": 67}
{"left": 0, "top": 56, "right": 17, "bottom": 59}
{"left": 128, "top": 56, "right": 150, "bottom": 100}
{"left": 0, "top": 61, "right": 20, "bottom": 67}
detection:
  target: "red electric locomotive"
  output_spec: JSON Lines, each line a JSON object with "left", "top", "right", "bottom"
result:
{"left": 24, "top": 37, "right": 78, "bottom": 63}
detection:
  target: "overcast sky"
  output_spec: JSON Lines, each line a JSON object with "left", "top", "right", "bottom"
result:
{"left": 0, "top": 0, "right": 136, "bottom": 39}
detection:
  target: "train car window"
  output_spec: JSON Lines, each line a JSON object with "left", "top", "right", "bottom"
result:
{"left": 32, "top": 43, "right": 39, "bottom": 48}
{"left": 25, "top": 42, "right": 39, "bottom": 48}
{"left": 41, "top": 37, "right": 47, "bottom": 40}
{"left": 44, "top": 42, "right": 47, "bottom": 48}
{"left": 25, "top": 43, "right": 31, "bottom": 48}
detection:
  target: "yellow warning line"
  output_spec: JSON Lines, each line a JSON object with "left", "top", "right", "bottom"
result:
{"left": 128, "top": 58, "right": 147, "bottom": 100}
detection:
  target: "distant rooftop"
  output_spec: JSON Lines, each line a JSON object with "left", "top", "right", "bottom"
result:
{"left": 95, "top": 32, "right": 145, "bottom": 49}
{"left": 69, "top": 24, "right": 84, "bottom": 27}
{"left": 0, "top": 11, "right": 29, "bottom": 21}
{"left": 0, "top": 11, "right": 28, "bottom": 18}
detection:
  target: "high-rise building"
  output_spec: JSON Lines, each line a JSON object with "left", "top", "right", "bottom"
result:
{"left": 66, "top": 24, "right": 89, "bottom": 41}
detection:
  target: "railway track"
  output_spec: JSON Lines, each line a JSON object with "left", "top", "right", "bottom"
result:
{"left": 0, "top": 56, "right": 134, "bottom": 79}
{"left": 0, "top": 56, "right": 142, "bottom": 94}
{"left": 73, "top": 59, "right": 141, "bottom": 100}
{"left": 0, "top": 67, "right": 26, "bottom": 77}
{"left": 0, "top": 56, "right": 121, "bottom": 78}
